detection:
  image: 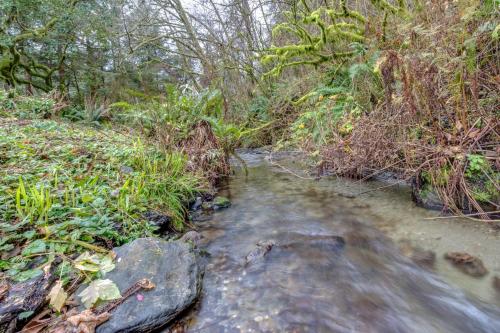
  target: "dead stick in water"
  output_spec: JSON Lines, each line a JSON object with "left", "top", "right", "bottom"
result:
{"left": 353, "top": 178, "right": 409, "bottom": 196}
{"left": 424, "top": 210, "right": 500, "bottom": 220}
{"left": 267, "top": 153, "right": 316, "bottom": 180}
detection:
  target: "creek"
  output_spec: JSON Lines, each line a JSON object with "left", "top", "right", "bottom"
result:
{"left": 184, "top": 151, "right": 500, "bottom": 332}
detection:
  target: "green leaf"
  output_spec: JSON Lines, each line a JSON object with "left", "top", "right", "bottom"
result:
{"left": 492, "top": 24, "right": 500, "bottom": 40}
{"left": 78, "top": 279, "right": 121, "bottom": 308}
{"left": 18, "top": 311, "right": 34, "bottom": 320}
{"left": 81, "top": 194, "right": 94, "bottom": 203}
{"left": 11, "top": 268, "right": 43, "bottom": 282}
{"left": 22, "top": 230, "right": 37, "bottom": 240}
{"left": 74, "top": 251, "right": 115, "bottom": 275}
{"left": 22, "top": 239, "right": 46, "bottom": 256}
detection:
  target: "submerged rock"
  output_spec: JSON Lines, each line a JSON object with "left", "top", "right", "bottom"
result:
{"left": 201, "top": 201, "right": 213, "bottom": 210}
{"left": 493, "top": 276, "right": 500, "bottom": 292}
{"left": 244, "top": 240, "right": 276, "bottom": 266}
{"left": 200, "top": 196, "right": 231, "bottom": 211}
{"left": 410, "top": 249, "right": 436, "bottom": 268}
{"left": 213, "top": 196, "right": 231, "bottom": 210}
{"left": 94, "top": 238, "right": 202, "bottom": 333}
{"left": 244, "top": 235, "right": 345, "bottom": 267}
{"left": 180, "top": 231, "right": 202, "bottom": 246}
{"left": 444, "top": 252, "right": 488, "bottom": 277}
{"left": 345, "top": 230, "right": 385, "bottom": 253}
{"left": 399, "top": 240, "right": 436, "bottom": 269}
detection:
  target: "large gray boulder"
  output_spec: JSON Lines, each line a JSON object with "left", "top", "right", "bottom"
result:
{"left": 96, "top": 238, "right": 202, "bottom": 333}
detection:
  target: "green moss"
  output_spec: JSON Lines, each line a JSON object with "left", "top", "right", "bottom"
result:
{"left": 214, "top": 196, "right": 231, "bottom": 208}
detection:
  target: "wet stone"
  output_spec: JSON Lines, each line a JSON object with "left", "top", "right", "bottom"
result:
{"left": 144, "top": 211, "right": 173, "bottom": 232}
{"left": 244, "top": 240, "right": 276, "bottom": 266}
{"left": 201, "top": 201, "right": 213, "bottom": 210}
{"left": 399, "top": 240, "right": 436, "bottom": 269}
{"left": 244, "top": 235, "right": 345, "bottom": 267}
{"left": 493, "top": 276, "right": 500, "bottom": 292}
{"left": 180, "top": 231, "right": 202, "bottom": 246}
{"left": 94, "top": 238, "right": 202, "bottom": 333}
{"left": 410, "top": 249, "right": 436, "bottom": 268}
{"left": 213, "top": 196, "right": 231, "bottom": 210}
{"left": 444, "top": 252, "right": 488, "bottom": 277}
{"left": 190, "top": 197, "right": 203, "bottom": 211}
{"left": 411, "top": 177, "right": 445, "bottom": 211}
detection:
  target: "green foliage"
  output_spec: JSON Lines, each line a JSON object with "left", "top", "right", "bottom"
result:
{"left": 465, "top": 154, "right": 498, "bottom": 204}
{"left": 204, "top": 116, "right": 272, "bottom": 154}
{"left": 261, "top": 1, "right": 395, "bottom": 77}
{"left": 465, "top": 154, "right": 489, "bottom": 178}
{"left": 0, "top": 0, "right": 82, "bottom": 91}
{"left": 0, "top": 91, "right": 55, "bottom": 119}
{"left": 113, "top": 87, "right": 224, "bottom": 142}
{"left": 248, "top": 96, "right": 270, "bottom": 121}
{"left": 0, "top": 94, "right": 203, "bottom": 279}
{"left": 287, "top": 55, "right": 383, "bottom": 145}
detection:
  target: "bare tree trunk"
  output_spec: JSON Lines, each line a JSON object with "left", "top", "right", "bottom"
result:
{"left": 169, "top": 0, "right": 213, "bottom": 86}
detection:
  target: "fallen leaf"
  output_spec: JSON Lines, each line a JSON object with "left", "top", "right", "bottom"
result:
{"left": 467, "top": 128, "right": 480, "bottom": 139}
{"left": 59, "top": 309, "right": 111, "bottom": 333}
{"left": 47, "top": 280, "right": 68, "bottom": 312}
{"left": 79, "top": 279, "right": 121, "bottom": 309}
{"left": 74, "top": 252, "right": 115, "bottom": 275}
{"left": 18, "top": 311, "right": 34, "bottom": 320}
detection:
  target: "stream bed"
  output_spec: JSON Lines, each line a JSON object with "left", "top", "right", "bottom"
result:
{"left": 183, "top": 151, "right": 500, "bottom": 332}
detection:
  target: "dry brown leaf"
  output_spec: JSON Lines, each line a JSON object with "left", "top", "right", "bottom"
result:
{"left": 467, "top": 128, "right": 480, "bottom": 139}
{"left": 66, "top": 309, "right": 111, "bottom": 333}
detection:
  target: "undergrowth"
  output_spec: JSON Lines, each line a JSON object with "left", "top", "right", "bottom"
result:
{"left": 0, "top": 100, "right": 203, "bottom": 282}
{"left": 253, "top": 0, "right": 499, "bottom": 218}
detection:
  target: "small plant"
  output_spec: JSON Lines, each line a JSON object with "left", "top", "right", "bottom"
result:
{"left": 465, "top": 154, "right": 489, "bottom": 178}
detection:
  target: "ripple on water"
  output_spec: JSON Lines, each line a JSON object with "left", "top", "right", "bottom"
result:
{"left": 182, "top": 152, "right": 500, "bottom": 333}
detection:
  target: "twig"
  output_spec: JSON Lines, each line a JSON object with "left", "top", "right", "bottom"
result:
{"left": 424, "top": 210, "right": 500, "bottom": 220}
{"left": 267, "top": 152, "right": 316, "bottom": 180}
{"left": 354, "top": 178, "right": 409, "bottom": 196}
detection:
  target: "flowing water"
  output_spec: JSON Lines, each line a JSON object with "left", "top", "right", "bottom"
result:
{"left": 184, "top": 151, "right": 500, "bottom": 333}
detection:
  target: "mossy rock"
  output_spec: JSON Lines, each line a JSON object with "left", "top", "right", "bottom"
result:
{"left": 213, "top": 196, "right": 231, "bottom": 209}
